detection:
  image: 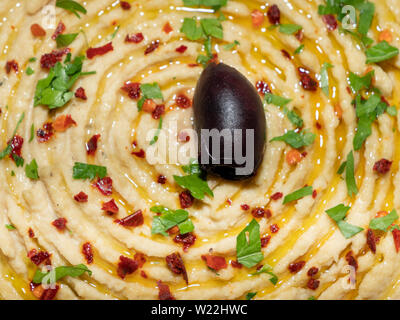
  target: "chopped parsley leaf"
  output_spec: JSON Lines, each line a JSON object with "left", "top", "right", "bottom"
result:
{"left": 236, "top": 219, "right": 263, "bottom": 268}
{"left": 25, "top": 159, "right": 39, "bottom": 180}
{"left": 72, "top": 162, "right": 107, "bottom": 180}
{"left": 56, "top": 0, "right": 87, "bottom": 18}
{"left": 283, "top": 186, "right": 313, "bottom": 205}
{"left": 33, "top": 264, "right": 92, "bottom": 284}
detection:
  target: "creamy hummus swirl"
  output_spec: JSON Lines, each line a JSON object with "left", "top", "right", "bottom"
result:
{"left": 1, "top": 0, "right": 400, "bottom": 300}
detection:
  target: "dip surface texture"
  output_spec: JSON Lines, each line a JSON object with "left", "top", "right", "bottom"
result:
{"left": 1, "top": 0, "right": 400, "bottom": 300}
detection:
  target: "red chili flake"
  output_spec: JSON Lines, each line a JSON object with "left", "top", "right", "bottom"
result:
{"left": 381, "top": 96, "right": 390, "bottom": 106}
{"left": 178, "top": 131, "right": 191, "bottom": 143}
{"left": 345, "top": 251, "right": 358, "bottom": 271}
{"left": 152, "top": 104, "right": 165, "bottom": 120}
{"left": 134, "top": 252, "right": 146, "bottom": 268}
{"left": 140, "top": 270, "right": 148, "bottom": 278}
{"left": 144, "top": 40, "right": 160, "bottom": 55}
{"left": 307, "top": 267, "right": 319, "bottom": 277}
{"left": 180, "top": 190, "right": 194, "bottom": 209}
{"left": 392, "top": 228, "right": 400, "bottom": 253}
{"left": 115, "top": 210, "right": 144, "bottom": 227}
{"left": 86, "top": 134, "right": 101, "bottom": 156}
{"left": 121, "top": 82, "right": 141, "bottom": 100}
{"left": 163, "top": 22, "right": 173, "bottom": 34}
{"left": 288, "top": 261, "right": 306, "bottom": 274}
{"left": 241, "top": 204, "right": 250, "bottom": 211}
{"left": 74, "top": 191, "right": 88, "bottom": 203}
{"left": 174, "top": 232, "right": 196, "bottom": 252}
{"left": 226, "top": 198, "right": 232, "bottom": 206}
{"left": 367, "top": 229, "right": 377, "bottom": 254}
{"left": 270, "top": 224, "right": 279, "bottom": 234}
{"left": 231, "top": 260, "right": 242, "bottom": 269}
{"left": 271, "top": 192, "right": 283, "bottom": 201}
{"left": 256, "top": 81, "right": 271, "bottom": 96}
{"left": 346, "top": 86, "right": 352, "bottom": 95}
{"left": 87, "top": 42, "right": 114, "bottom": 59}
{"left": 40, "top": 48, "right": 70, "bottom": 69}
{"left": 209, "top": 53, "right": 219, "bottom": 64}
{"left": 267, "top": 4, "right": 281, "bottom": 25}
{"left": 157, "top": 175, "right": 167, "bottom": 184}
{"left": 295, "top": 30, "right": 304, "bottom": 42}
{"left": 261, "top": 235, "right": 271, "bottom": 248}
{"left": 8, "top": 135, "right": 23, "bottom": 161}
{"left": 38, "top": 285, "right": 60, "bottom": 300}
{"left": 36, "top": 122, "right": 54, "bottom": 143}
{"left": 168, "top": 226, "right": 180, "bottom": 235}
{"left": 117, "top": 256, "right": 138, "bottom": 279}
{"left": 265, "top": 209, "right": 272, "bottom": 219}
{"left": 307, "top": 278, "right": 320, "bottom": 290}
{"left": 53, "top": 114, "right": 77, "bottom": 132}
{"left": 75, "top": 87, "right": 87, "bottom": 100}
{"left": 252, "top": 207, "right": 265, "bottom": 219}
{"left": 251, "top": 10, "right": 264, "bottom": 28}
{"left": 312, "top": 190, "right": 318, "bottom": 199}
{"left": 142, "top": 99, "right": 157, "bottom": 113}
{"left": 281, "top": 49, "right": 291, "bottom": 60}
{"left": 31, "top": 23, "right": 46, "bottom": 37}
{"left": 93, "top": 177, "right": 113, "bottom": 196}
{"left": 125, "top": 33, "right": 144, "bottom": 44}
{"left": 166, "top": 252, "right": 188, "bottom": 284}
{"left": 52, "top": 218, "right": 67, "bottom": 231}
{"left": 28, "top": 249, "right": 51, "bottom": 266}
{"left": 157, "top": 280, "right": 175, "bottom": 300}
{"left": 316, "top": 122, "right": 322, "bottom": 130}
{"left": 28, "top": 228, "right": 35, "bottom": 238}
{"left": 82, "top": 242, "right": 94, "bottom": 264}
{"left": 322, "top": 14, "right": 338, "bottom": 31}
{"left": 298, "top": 67, "right": 318, "bottom": 91}
{"left": 102, "top": 199, "right": 119, "bottom": 215}
{"left": 188, "top": 63, "right": 199, "bottom": 68}
{"left": 176, "top": 94, "right": 192, "bottom": 109}
{"left": 5, "top": 60, "right": 18, "bottom": 74}
{"left": 373, "top": 159, "right": 392, "bottom": 175}
{"left": 132, "top": 149, "right": 146, "bottom": 158}
{"left": 51, "top": 21, "right": 65, "bottom": 40}
{"left": 201, "top": 254, "right": 227, "bottom": 271}
{"left": 120, "top": 1, "right": 131, "bottom": 10}
{"left": 176, "top": 45, "right": 188, "bottom": 53}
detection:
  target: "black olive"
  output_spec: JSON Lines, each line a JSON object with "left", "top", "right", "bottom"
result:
{"left": 193, "top": 63, "right": 266, "bottom": 181}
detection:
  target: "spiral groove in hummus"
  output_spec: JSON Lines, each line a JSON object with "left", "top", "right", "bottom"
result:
{"left": 1, "top": 0, "right": 400, "bottom": 300}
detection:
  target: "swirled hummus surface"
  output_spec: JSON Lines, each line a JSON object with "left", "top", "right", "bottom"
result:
{"left": 1, "top": 0, "right": 400, "bottom": 300}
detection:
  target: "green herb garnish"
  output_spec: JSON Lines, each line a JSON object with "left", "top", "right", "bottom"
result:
{"left": 320, "top": 62, "right": 333, "bottom": 96}
{"left": 236, "top": 219, "right": 263, "bottom": 268}
{"left": 283, "top": 186, "right": 313, "bottom": 205}
{"left": 326, "top": 204, "right": 364, "bottom": 239}
{"left": 72, "top": 162, "right": 107, "bottom": 180}
{"left": 34, "top": 55, "right": 95, "bottom": 109}
{"left": 251, "top": 264, "right": 278, "bottom": 285}
{"left": 56, "top": 33, "right": 79, "bottom": 48}
{"left": 137, "top": 83, "right": 163, "bottom": 111}
{"left": 25, "top": 159, "right": 39, "bottom": 180}
{"left": 366, "top": 41, "right": 399, "bottom": 64}
{"left": 270, "top": 130, "right": 316, "bottom": 149}
{"left": 279, "top": 24, "right": 302, "bottom": 35}
{"left": 369, "top": 209, "right": 398, "bottom": 232}
{"left": 173, "top": 160, "right": 213, "bottom": 200}
{"left": 33, "top": 264, "right": 92, "bottom": 284}
{"left": 56, "top": 0, "right": 87, "bottom": 18}
{"left": 151, "top": 206, "right": 194, "bottom": 236}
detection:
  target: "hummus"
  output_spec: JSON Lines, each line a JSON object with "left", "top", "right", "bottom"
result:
{"left": 1, "top": 0, "right": 400, "bottom": 300}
